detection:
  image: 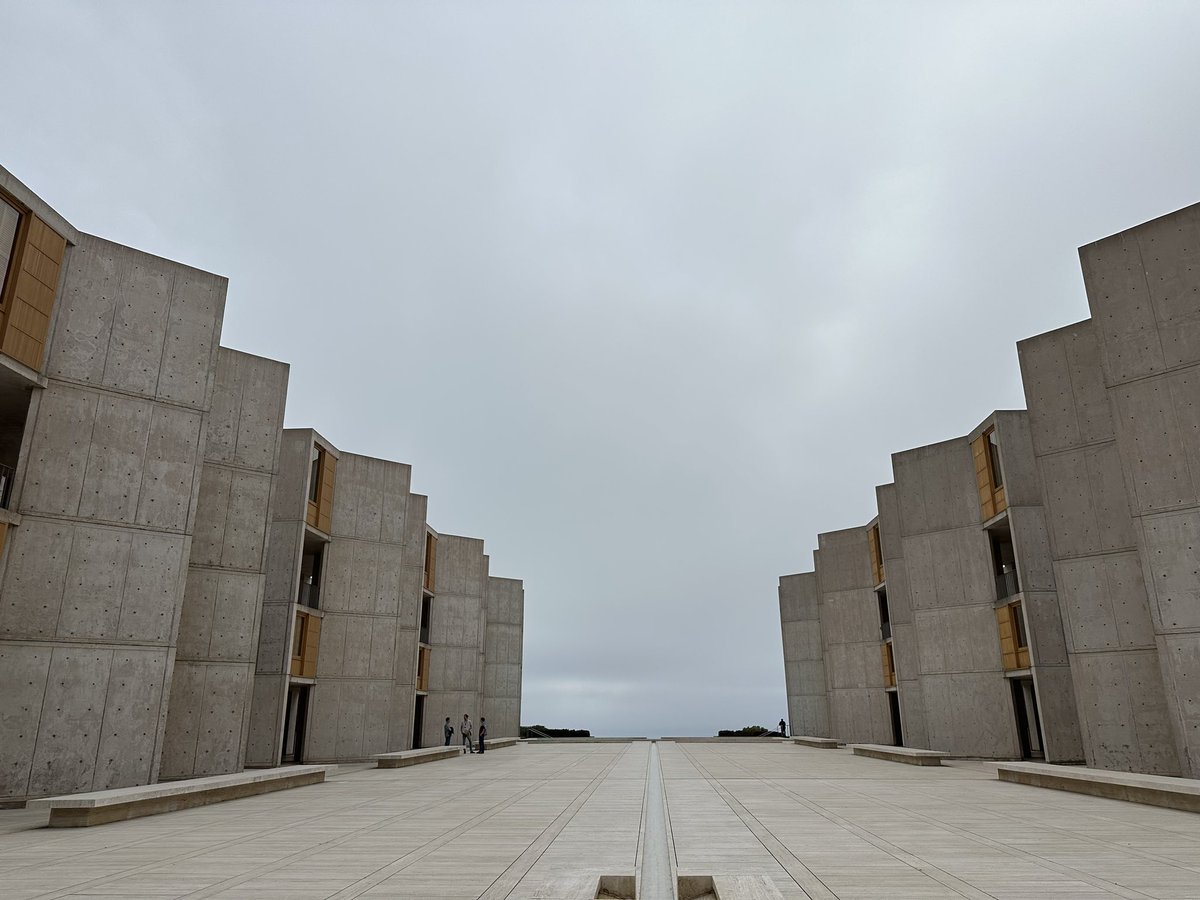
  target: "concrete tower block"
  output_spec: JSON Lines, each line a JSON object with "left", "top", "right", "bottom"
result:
{"left": 779, "top": 572, "right": 830, "bottom": 738}
{"left": 161, "top": 349, "right": 288, "bottom": 779}
{"left": 0, "top": 228, "right": 227, "bottom": 802}
{"left": 484, "top": 576, "right": 523, "bottom": 739}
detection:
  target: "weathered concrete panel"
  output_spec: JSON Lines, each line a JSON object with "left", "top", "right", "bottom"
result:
{"left": 1071, "top": 649, "right": 1181, "bottom": 774}
{"left": 0, "top": 644, "right": 52, "bottom": 800}
{"left": 1056, "top": 554, "right": 1156, "bottom": 652}
{"left": 921, "top": 673, "right": 1019, "bottom": 758}
{"left": 913, "top": 606, "right": 1002, "bottom": 675}
{"left": 0, "top": 519, "right": 72, "bottom": 638}
{"left": 1080, "top": 228, "right": 1167, "bottom": 385}
{"left": 27, "top": 647, "right": 112, "bottom": 796}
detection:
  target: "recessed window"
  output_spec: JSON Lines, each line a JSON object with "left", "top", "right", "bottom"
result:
{"left": 987, "top": 429, "right": 1004, "bottom": 488}
{"left": 0, "top": 198, "right": 19, "bottom": 298}
{"left": 308, "top": 445, "right": 322, "bottom": 503}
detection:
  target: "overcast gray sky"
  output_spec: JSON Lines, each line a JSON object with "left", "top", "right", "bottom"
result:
{"left": 4, "top": 2, "right": 1200, "bottom": 737}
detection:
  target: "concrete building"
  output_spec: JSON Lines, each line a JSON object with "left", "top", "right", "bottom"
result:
{"left": 780, "top": 201, "right": 1200, "bottom": 776}
{"left": 0, "top": 165, "right": 525, "bottom": 803}
{"left": 245, "top": 430, "right": 525, "bottom": 766}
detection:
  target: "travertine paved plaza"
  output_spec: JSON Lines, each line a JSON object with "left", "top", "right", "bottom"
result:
{"left": 4, "top": 742, "right": 1200, "bottom": 899}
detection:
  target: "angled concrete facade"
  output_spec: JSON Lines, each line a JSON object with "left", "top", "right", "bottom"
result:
{"left": 780, "top": 200, "right": 1200, "bottom": 776}
{"left": 161, "top": 349, "right": 289, "bottom": 779}
{"left": 778, "top": 572, "right": 829, "bottom": 738}
{"left": 0, "top": 164, "right": 525, "bottom": 802}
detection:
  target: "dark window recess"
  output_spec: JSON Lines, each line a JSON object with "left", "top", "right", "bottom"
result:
{"left": 877, "top": 589, "right": 891, "bottom": 641}
{"left": 308, "top": 446, "right": 321, "bottom": 503}
{"left": 420, "top": 596, "right": 432, "bottom": 645}
{"left": 991, "top": 529, "right": 1019, "bottom": 600}
{"left": 298, "top": 545, "right": 323, "bottom": 609}
{"left": 988, "top": 429, "right": 1004, "bottom": 488}
{"left": 1012, "top": 601, "right": 1029, "bottom": 650}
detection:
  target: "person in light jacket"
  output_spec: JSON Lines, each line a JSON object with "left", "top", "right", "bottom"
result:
{"left": 443, "top": 717, "right": 454, "bottom": 746}
{"left": 461, "top": 713, "right": 474, "bottom": 753}
{"left": 478, "top": 717, "right": 488, "bottom": 754}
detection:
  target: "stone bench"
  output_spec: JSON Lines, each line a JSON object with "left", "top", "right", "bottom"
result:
{"left": 375, "top": 746, "right": 461, "bottom": 768}
{"left": 997, "top": 762, "right": 1200, "bottom": 812}
{"left": 27, "top": 765, "right": 335, "bottom": 827}
{"left": 376, "top": 738, "right": 519, "bottom": 768}
{"left": 792, "top": 736, "right": 840, "bottom": 749}
{"left": 850, "top": 744, "right": 948, "bottom": 766}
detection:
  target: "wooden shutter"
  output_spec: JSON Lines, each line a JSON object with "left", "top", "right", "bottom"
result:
{"left": 301, "top": 613, "right": 322, "bottom": 678}
{"left": 868, "top": 524, "right": 884, "bottom": 585}
{"left": 996, "top": 606, "right": 1018, "bottom": 670}
{"left": 424, "top": 533, "right": 437, "bottom": 592}
{"left": 417, "top": 646, "right": 431, "bottom": 691}
{"left": 317, "top": 451, "right": 336, "bottom": 533}
{"left": 881, "top": 642, "right": 896, "bottom": 687}
{"left": 1, "top": 215, "right": 66, "bottom": 372}
{"left": 972, "top": 434, "right": 995, "bottom": 520}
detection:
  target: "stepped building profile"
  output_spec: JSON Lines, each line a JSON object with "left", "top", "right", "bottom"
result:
{"left": 780, "top": 201, "right": 1200, "bottom": 777}
{"left": 0, "top": 165, "right": 523, "bottom": 804}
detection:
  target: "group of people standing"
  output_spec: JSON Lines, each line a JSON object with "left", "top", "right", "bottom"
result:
{"left": 444, "top": 714, "right": 488, "bottom": 753}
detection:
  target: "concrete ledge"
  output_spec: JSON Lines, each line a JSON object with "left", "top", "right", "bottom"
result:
{"left": 997, "top": 762, "right": 1200, "bottom": 812}
{"left": 792, "top": 736, "right": 840, "bottom": 749}
{"left": 375, "top": 738, "right": 515, "bottom": 766}
{"left": 851, "top": 744, "right": 948, "bottom": 766}
{"left": 375, "top": 747, "right": 461, "bottom": 768}
{"left": 27, "top": 765, "right": 335, "bottom": 827}
{"left": 484, "top": 737, "right": 519, "bottom": 750}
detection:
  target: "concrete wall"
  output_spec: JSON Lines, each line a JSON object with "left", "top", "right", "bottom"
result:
{"left": 246, "top": 429, "right": 322, "bottom": 766}
{"left": 1078, "top": 204, "right": 1200, "bottom": 776}
{"left": 876, "top": 484, "right": 927, "bottom": 749}
{"left": 424, "top": 534, "right": 488, "bottom": 748}
{"left": 392, "top": 493, "right": 427, "bottom": 752}
{"left": 483, "top": 575, "right": 523, "bottom": 739}
{"left": 1020, "top": 321, "right": 1183, "bottom": 774}
{"left": 778, "top": 571, "right": 830, "bottom": 738}
{"left": 893, "top": 438, "right": 1021, "bottom": 758}
{"left": 304, "top": 452, "right": 414, "bottom": 762}
{"left": 814, "top": 527, "right": 892, "bottom": 744}
{"left": 0, "top": 233, "right": 226, "bottom": 801}
{"left": 988, "top": 411, "right": 1085, "bottom": 762}
{"left": 161, "top": 349, "right": 288, "bottom": 778}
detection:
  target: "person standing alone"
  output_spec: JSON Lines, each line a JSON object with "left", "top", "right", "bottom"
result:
{"left": 443, "top": 717, "right": 454, "bottom": 746}
{"left": 461, "top": 713, "right": 474, "bottom": 753}
{"left": 478, "top": 717, "right": 488, "bottom": 754}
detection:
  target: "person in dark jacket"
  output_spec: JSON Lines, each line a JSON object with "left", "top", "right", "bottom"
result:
{"left": 443, "top": 717, "right": 454, "bottom": 746}
{"left": 778, "top": 718, "right": 787, "bottom": 737}
{"left": 478, "top": 717, "right": 488, "bottom": 754}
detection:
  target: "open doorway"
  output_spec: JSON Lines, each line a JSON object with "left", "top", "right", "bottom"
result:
{"left": 282, "top": 684, "right": 310, "bottom": 764}
{"left": 412, "top": 694, "right": 426, "bottom": 749}
{"left": 1010, "top": 677, "right": 1044, "bottom": 759}
{"left": 887, "top": 691, "right": 904, "bottom": 747}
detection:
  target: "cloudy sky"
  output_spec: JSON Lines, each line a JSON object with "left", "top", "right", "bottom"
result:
{"left": 4, "top": 2, "right": 1200, "bottom": 737}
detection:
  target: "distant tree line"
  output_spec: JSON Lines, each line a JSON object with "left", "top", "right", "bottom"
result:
{"left": 520, "top": 725, "right": 591, "bottom": 738}
{"left": 717, "top": 725, "right": 771, "bottom": 737}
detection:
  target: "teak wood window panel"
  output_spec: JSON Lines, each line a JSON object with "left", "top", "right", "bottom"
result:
{"left": 867, "top": 523, "right": 885, "bottom": 586}
{"left": 972, "top": 428, "right": 1007, "bottom": 520}
{"left": 996, "top": 601, "right": 1030, "bottom": 671}
{"left": 305, "top": 445, "right": 336, "bottom": 533}
{"left": 423, "top": 532, "right": 437, "bottom": 592}
{"left": 290, "top": 608, "right": 322, "bottom": 678}
{"left": 881, "top": 641, "right": 897, "bottom": 688}
{"left": 0, "top": 191, "right": 66, "bottom": 373}
{"left": 416, "top": 646, "right": 431, "bottom": 692}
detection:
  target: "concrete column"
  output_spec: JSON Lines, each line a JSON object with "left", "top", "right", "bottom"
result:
{"left": 876, "top": 483, "right": 928, "bottom": 749}
{"left": 892, "top": 438, "right": 1021, "bottom": 758}
{"left": 0, "top": 234, "right": 226, "bottom": 802}
{"left": 160, "top": 349, "right": 288, "bottom": 778}
{"left": 424, "top": 534, "right": 488, "bottom": 748}
{"left": 778, "top": 571, "right": 830, "bottom": 738}
{"left": 484, "top": 576, "right": 524, "bottom": 739}
{"left": 814, "top": 527, "right": 893, "bottom": 744}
